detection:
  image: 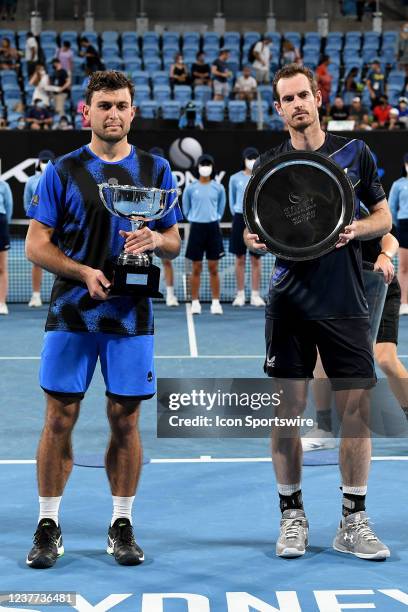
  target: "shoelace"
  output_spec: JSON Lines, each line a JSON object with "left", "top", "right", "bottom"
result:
{"left": 116, "top": 523, "right": 136, "bottom": 547}
{"left": 33, "top": 525, "right": 58, "bottom": 549}
{"left": 351, "top": 518, "right": 378, "bottom": 542}
{"left": 281, "top": 518, "right": 305, "bottom": 540}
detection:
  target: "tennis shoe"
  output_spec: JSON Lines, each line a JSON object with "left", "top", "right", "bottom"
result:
{"left": 276, "top": 509, "right": 309, "bottom": 557}
{"left": 107, "top": 518, "right": 144, "bottom": 565}
{"left": 26, "top": 519, "right": 64, "bottom": 569}
{"left": 333, "top": 511, "right": 390, "bottom": 560}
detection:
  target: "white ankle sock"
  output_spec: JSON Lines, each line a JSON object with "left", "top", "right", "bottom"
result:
{"left": 251, "top": 290, "right": 260, "bottom": 297}
{"left": 39, "top": 496, "right": 62, "bottom": 526}
{"left": 111, "top": 496, "right": 135, "bottom": 526}
{"left": 342, "top": 485, "right": 367, "bottom": 496}
{"left": 166, "top": 286, "right": 175, "bottom": 298}
{"left": 236, "top": 290, "right": 245, "bottom": 297}
{"left": 32, "top": 291, "right": 41, "bottom": 298}
{"left": 277, "top": 483, "right": 301, "bottom": 496}
{"left": 212, "top": 298, "right": 220, "bottom": 305}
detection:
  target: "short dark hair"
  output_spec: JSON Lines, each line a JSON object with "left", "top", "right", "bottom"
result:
{"left": 85, "top": 70, "right": 135, "bottom": 105}
{"left": 273, "top": 63, "right": 317, "bottom": 101}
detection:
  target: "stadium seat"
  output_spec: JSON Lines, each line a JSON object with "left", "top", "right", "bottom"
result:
{"left": 102, "top": 45, "right": 120, "bottom": 58}
{"left": 162, "top": 42, "right": 179, "bottom": 55}
{"left": 388, "top": 70, "right": 405, "bottom": 90}
{"left": 326, "top": 32, "right": 343, "bottom": 46}
{"left": 0, "top": 70, "right": 18, "bottom": 87}
{"left": 0, "top": 29, "right": 15, "bottom": 39}
{"left": 343, "top": 40, "right": 361, "bottom": 53}
{"left": 327, "top": 63, "right": 340, "bottom": 78}
{"left": 41, "top": 44, "right": 57, "bottom": 62}
{"left": 250, "top": 99, "right": 268, "bottom": 122}
{"left": 325, "top": 42, "right": 342, "bottom": 55}
{"left": 194, "top": 85, "right": 212, "bottom": 104}
{"left": 183, "top": 49, "right": 197, "bottom": 64}
{"left": 139, "top": 99, "right": 158, "bottom": 119}
{"left": 122, "top": 31, "right": 139, "bottom": 47}
{"left": 74, "top": 114, "right": 83, "bottom": 129}
{"left": 183, "top": 32, "right": 200, "bottom": 47}
{"left": 382, "top": 31, "right": 398, "bottom": 48}
{"left": 204, "top": 51, "right": 218, "bottom": 64}
{"left": 70, "top": 85, "right": 86, "bottom": 107}
{"left": 153, "top": 84, "right": 171, "bottom": 104}
{"left": 203, "top": 43, "right": 220, "bottom": 56}
{"left": 303, "top": 56, "right": 319, "bottom": 70}
{"left": 134, "top": 85, "right": 151, "bottom": 104}
{"left": 344, "top": 59, "right": 363, "bottom": 72}
{"left": 61, "top": 31, "right": 78, "bottom": 45}
{"left": 162, "top": 32, "right": 180, "bottom": 47}
{"left": 228, "top": 100, "right": 246, "bottom": 123}
{"left": 345, "top": 31, "right": 362, "bottom": 47}
{"left": 152, "top": 70, "right": 169, "bottom": 86}
{"left": 124, "top": 59, "right": 142, "bottom": 72}
{"left": 161, "top": 100, "right": 181, "bottom": 119}
{"left": 380, "top": 48, "right": 397, "bottom": 64}
{"left": 265, "top": 32, "right": 281, "bottom": 47}
{"left": 267, "top": 116, "right": 285, "bottom": 130}
{"left": 362, "top": 47, "right": 379, "bottom": 63}
{"left": 123, "top": 47, "right": 141, "bottom": 60}
{"left": 131, "top": 70, "right": 149, "bottom": 86}
{"left": 364, "top": 32, "right": 380, "bottom": 47}
{"left": 258, "top": 85, "right": 273, "bottom": 107}
{"left": 205, "top": 100, "right": 225, "bottom": 122}
{"left": 343, "top": 48, "right": 361, "bottom": 63}
{"left": 304, "top": 32, "right": 321, "bottom": 47}
{"left": 143, "top": 31, "right": 159, "bottom": 46}
{"left": 223, "top": 32, "right": 241, "bottom": 49}
{"left": 80, "top": 31, "right": 98, "bottom": 46}
{"left": 284, "top": 32, "right": 302, "bottom": 48}
{"left": 40, "top": 30, "right": 57, "bottom": 46}
{"left": 104, "top": 59, "right": 123, "bottom": 70}
{"left": 143, "top": 45, "right": 160, "bottom": 60}
{"left": 173, "top": 85, "right": 192, "bottom": 105}
{"left": 243, "top": 32, "right": 261, "bottom": 47}
{"left": 204, "top": 32, "right": 220, "bottom": 47}
{"left": 102, "top": 31, "right": 119, "bottom": 44}
{"left": 17, "top": 31, "right": 27, "bottom": 49}
{"left": 145, "top": 59, "right": 162, "bottom": 74}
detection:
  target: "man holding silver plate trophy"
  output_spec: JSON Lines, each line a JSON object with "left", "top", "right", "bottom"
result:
{"left": 25, "top": 71, "right": 182, "bottom": 568}
{"left": 244, "top": 64, "right": 393, "bottom": 561}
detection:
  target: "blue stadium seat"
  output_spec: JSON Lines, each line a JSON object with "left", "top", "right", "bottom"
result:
{"left": 325, "top": 52, "right": 341, "bottom": 67}
{"left": 203, "top": 43, "right": 220, "bottom": 55}
{"left": 41, "top": 45, "right": 57, "bottom": 62}
{"left": 0, "top": 29, "right": 15, "bottom": 39}
{"left": 243, "top": 32, "right": 261, "bottom": 47}
{"left": 134, "top": 85, "right": 151, "bottom": 104}
{"left": 104, "top": 59, "right": 123, "bottom": 70}
{"left": 228, "top": 100, "right": 246, "bottom": 123}
{"left": 70, "top": 85, "right": 85, "bottom": 106}
{"left": 303, "top": 55, "right": 319, "bottom": 70}
{"left": 152, "top": 70, "right": 169, "bottom": 86}
{"left": 153, "top": 84, "right": 171, "bottom": 104}
{"left": 204, "top": 32, "right": 220, "bottom": 47}
{"left": 388, "top": 70, "right": 405, "bottom": 90}
{"left": 61, "top": 31, "right": 78, "bottom": 45}
{"left": 364, "top": 32, "right": 380, "bottom": 47}
{"left": 143, "top": 31, "right": 159, "bottom": 46}
{"left": 345, "top": 31, "right": 362, "bottom": 46}
{"left": 183, "top": 50, "right": 197, "bottom": 64}
{"left": 173, "top": 85, "right": 192, "bottom": 105}
{"left": 226, "top": 60, "right": 239, "bottom": 76}
{"left": 123, "top": 47, "right": 141, "bottom": 60}
{"left": 223, "top": 32, "right": 241, "bottom": 47}
{"left": 40, "top": 30, "right": 57, "bottom": 46}
{"left": 325, "top": 42, "right": 342, "bottom": 55}
{"left": 162, "top": 42, "right": 179, "bottom": 54}
{"left": 204, "top": 51, "right": 218, "bottom": 64}
{"left": 258, "top": 84, "right": 273, "bottom": 107}
{"left": 265, "top": 32, "right": 281, "bottom": 47}
{"left": 102, "top": 31, "right": 119, "bottom": 43}
{"left": 382, "top": 31, "right": 398, "bottom": 48}
{"left": 74, "top": 114, "right": 83, "bottom": 129}
{"left": 0, "top": 70, "right": 18, "bottom": 87}
{"left": 205, "top": 100, "right": 225, "bottom": 122}
{"left": 132, "top": 70, "right": 149, "bottom": 86}
{"left": 380, "top": 48, "right": 397, "bottom": 64}
{"left": 145, "top": 59, "right": 162, "bottom": 74}
{"left": 81, "top": 31, "right": 98, "bottom": 46}
{"left": 124, "top": 59, "right": 142, "bottom": 72}
{"left": 387, "top": 89, "right": 400, "bottom": 106}
{"left": 302, "top": 44, "right": 320, "bottom": 56}
{"left": 102, "top": 45, "right": 120, "bottom": 58}
{"left": 326, "top": 32, "right": 343, "bottom": 46}
{"left": 343, "top": 40, "right": 361, "bottom": 53}
{"left": 143, "top": 46, "right": 160, "bottom": 61}
{"left": 343, "top": 48, "right": 361, "bottom": 63}
{"left": 227, "top": 51, "right": 240, "bottom": 65}
{"left": 161, "top": 100, "right": 181, "bottom": 119}
{"left": 267, "top": 116, "right": 284, "bottom": 131}
{"left": 139, "top": 99, "right": 158, "bottom": 119}
{"left": 183, "top": 32, "right": 200, "bottom": 47}
{"left": 162, "top": 32, "right": 180, "bottom": 47}
{"left": 3, "top": 86, "right": 21, "bottom": 100}
{"left": 250, "top": 99, "right": 268, "bottom": 122}
{"left": 122, "top": 31, "right": 139, "bottom": 47}
{"left": 17, "top": 31, "right": 27, "bottom": 49}
{"left": 344, "top": 59, "right": 363, "bottom": 72}
{"left": 284, "top": 32, "right": 302, "bottom": 48}
{"left": 304, "top": 32, "right": 321, "bottom": 47}
{"left": 194, "top": 85, "right": 212, "bottom": 104}
{"left": 327, "top": 63, "right": 340, "bottom": 78}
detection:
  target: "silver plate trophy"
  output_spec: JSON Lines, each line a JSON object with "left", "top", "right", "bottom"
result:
{"left": 98, "top": 179, "right": 180, "bottom": 297}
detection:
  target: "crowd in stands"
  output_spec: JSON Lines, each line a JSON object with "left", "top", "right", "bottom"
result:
{"left": 0, "top": 25, "right": 407, "bottom": 130}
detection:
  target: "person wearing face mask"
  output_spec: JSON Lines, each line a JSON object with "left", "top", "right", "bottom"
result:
{"left": 25, "top": 98, "right": 53, "bottom": 130}
{"left": 389, "top": 153, "right": 408, "bottom": 315}
{"left": 23, "top": 150, "right": 56, "bottom": 307}
{"left": 183, "top": 154, "right": 226, "bottom": 315}
{"left": 229, "top": 147, "right": 265, "bottom": 308}
{"left": 29, "top": 63, "right": 50, "bottom": 107}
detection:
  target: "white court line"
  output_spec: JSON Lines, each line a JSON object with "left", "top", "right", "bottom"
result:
{"left": 0, "top": 355, "right": 264, "bottom": 360}
{"left": 186, "top": 302, "right": 198, "bottom": 358}
{"left": 1, "top": 456, "right": 407, "bottom": 465}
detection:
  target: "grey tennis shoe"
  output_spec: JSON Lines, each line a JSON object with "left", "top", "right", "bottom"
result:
{"left": 333, "top": 511, "right": 390, "bottom": 560}
{"left": 276, "top": 509, "right": 309, "bottom": 557}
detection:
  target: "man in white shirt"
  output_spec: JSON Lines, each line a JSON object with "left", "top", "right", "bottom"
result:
{"left": 252, "top": 36, "right": 272, "bottom": 84}
{"left": 234, "top": 65, "right": 258, "bottom": 101}
{"left": 25, "top": 32, "right": 39, "bottom": 77}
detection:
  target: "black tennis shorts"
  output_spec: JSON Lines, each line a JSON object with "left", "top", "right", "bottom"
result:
{"left": 0, "top": 214, "right": 10, "bottom": 252}
{"left": 264, "top": 316, "right": 376, "bottom": 390}
{"left": 185, "top": 221, "right": 225, "bottom": 261}
{"left": 397, "top": 219, "right": 408, "bottom": 249}
{"left": 377, "top": 278, "right": 401, "bottom": 345}
{"left": 229, "top": 213, "right": 261, "bottom": 258}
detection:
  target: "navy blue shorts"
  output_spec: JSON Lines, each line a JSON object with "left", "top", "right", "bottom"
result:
{"left": 0, "top": 214, "right": 10, "bottom": 252}
{"left": 39, "top": 331, "right": 156, "bottom": 400}
{"left": 397, "top": 219, "right": 408, "bottom": 249}
{"left": 185, "top": 221, "right": 224, "bottom": 261}
{"left": 229, "top": 213, "right": 261, "bottom": 258}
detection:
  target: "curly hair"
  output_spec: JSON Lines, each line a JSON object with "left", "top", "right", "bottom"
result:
{"left": 85, "top": 70, "right": 135, "bottom": 105}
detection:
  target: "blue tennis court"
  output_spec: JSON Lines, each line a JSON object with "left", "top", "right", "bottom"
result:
{"left": 1, "top": 304, "right": 408, "bottom": 612}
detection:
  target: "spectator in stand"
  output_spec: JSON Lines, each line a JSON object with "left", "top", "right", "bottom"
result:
{"left": 373, "top": 95, "right": 392, "bottom": 127}
{"left": 385, "top": 108, "right": 405, "bottom": 130}
{"left": 191, "top": 52, "right": 211, "bottom": 86}
{"left": 79, "top": 37, "right": 103, "bottom": 72}
{"left": 76, "top": 99, "right": 91, "bottom": 128}
{"left": 329, "top": 96, "right": 349, "bottom": 120}
{"left": 25, "top": 32, "right": 38, "bottom": 78}
{"left": 50, "top": 58, "right": 71, "bottom": 116}
{"left": 29, "top": 63, "right": 50, "bottom": 106}
{"left": 252, "top": 36, "right": 272, "bottom": 84}
{"left": 366, "top": 60, "right": 386, "bottom": 103}
{"left": 0, "top": 117, "right": 7, "bottom": 129}
{"left": 344, "top": 67, "right": 363, "bottom": 95}
{"left": 169, "top": 53, "right": 189, "bottom": 86}
{"left": 23, "top": 149, "right": 55, "bottom": 307}
{"left": 0, "top": 176, "right": 13, "bottom": 315}
{"left": 234, "top": 65, "right": 257, "bottom": 102}
{"left": 0, "top": 37, "right": 19, "bottom": 69}
{"left": 357, "top": 113, "right": 374, "bottom": 130}
{"left": 25, "top": 98, "right": 53, "bottom": 130}
{"left": 399, "top": 22, "right": 408, "bottom": 69}
{"left": 281, "top": 39, "right": 302, "bottom": 66}
{"left": 212, "top": 48, "right": 232, "bottom": 101}
{"left": 16, "top": 116, "right": 26, "bottom": 129}
{"left": 316, "top": 55, "right": 332, "bottom": 107}
{"left": 56, "top": 40, "right": 74, "bottom": 74}
{"left": 349, "top": 96, "right": 369, "bottom": 122}
{"left": 398, "top": 96, "right": 408, "bottom": 127}
{"left": 53, "top": 115, "right": 73, "bottom": 130}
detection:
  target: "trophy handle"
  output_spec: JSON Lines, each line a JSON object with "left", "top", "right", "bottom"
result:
{"left": 130, "top": 219, "right": 144, "bottom": 232}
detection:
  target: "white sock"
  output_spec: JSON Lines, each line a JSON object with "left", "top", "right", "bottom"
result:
{"left": 236, "top": 290, "right": 245, "bottom": 297}
{"left": 212, "top": 298, "right": 220, "bottom": 305}
{"left": 192, "top": 299, "right": 200, "bottom": 306}
{"left": 277, "top": 483, "right": 301, "bottom": 496}
{"left": 39, "top": 496, "right": 62, "bottom": 526}
{"left": 111, "top": 495, "right": 135, "bottom": 526}
{"left": 32, "top": 291, "right": 41, "bottom": 298}
{"left": 251, "top": 290, "right": 260, "bottom": 297}
{"left": 166, "top": 286, "right": 175, "bottom": 298}
{"left": 342, "top": 485, "right": 367, "bottom": 496}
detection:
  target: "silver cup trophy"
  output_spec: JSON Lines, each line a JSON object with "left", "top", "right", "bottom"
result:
{"left": 98, "top": 179, "right": 180, "bottom": 297}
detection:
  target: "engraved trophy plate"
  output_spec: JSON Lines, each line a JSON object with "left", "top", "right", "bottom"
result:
{"left": 99, "top": 180, "right": 180, "bottom": 297}
{"left": 243, "top": 150, "right": 355, "bottom": 261}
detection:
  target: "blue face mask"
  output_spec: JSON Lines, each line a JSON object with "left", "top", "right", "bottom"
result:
{"left": 36, "top": 101, "right": 44, "bottom": 108}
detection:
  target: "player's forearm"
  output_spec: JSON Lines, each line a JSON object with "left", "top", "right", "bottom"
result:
{"left": 380, "top": 232, "right": 399, "bottom": 257}
{"left": 355, "top": 206, "right": 392, "bottom": 240}
{"left": 26, "top": 237, "right": 91, "bottom": 282}
{"left": 153, "top": 230, "right": 181, "bottom": 260}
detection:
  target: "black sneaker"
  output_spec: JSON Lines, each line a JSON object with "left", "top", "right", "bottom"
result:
{"left": 107, "top": 518, "right": 144, "bottom": 566}
{"left": 26, "top": 518, "right": 64, "bottom": 569}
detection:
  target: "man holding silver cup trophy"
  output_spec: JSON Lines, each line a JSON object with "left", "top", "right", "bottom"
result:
{"left": 25, "top": 71, "right": 181, "bottom": 568}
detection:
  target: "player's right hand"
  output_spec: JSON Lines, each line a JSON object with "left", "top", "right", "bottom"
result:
{"left": 245, "top": 232, "right": 268, "bottom": 254}
{"left": 83, "top": 268, "right": 112, "bottom": 300}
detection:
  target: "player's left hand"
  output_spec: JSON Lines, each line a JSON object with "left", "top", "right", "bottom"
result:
{"left": 374, "top": 254, "right": 395, "bottom": 284}
{"left": 119, "top": 227, "right": 163, "bottom": 255}
{"left": 335, "top": 222, "right": 358, "bottom": 249}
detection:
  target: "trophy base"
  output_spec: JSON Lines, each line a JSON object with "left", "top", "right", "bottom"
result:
{"left": 111, "top": 261, "right": 163, "bottom": 298}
